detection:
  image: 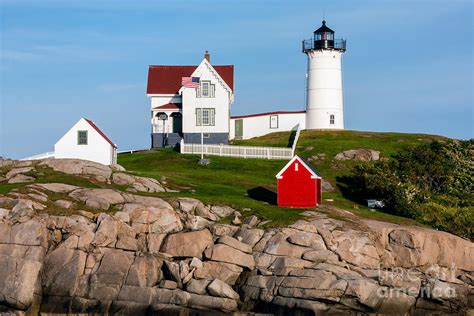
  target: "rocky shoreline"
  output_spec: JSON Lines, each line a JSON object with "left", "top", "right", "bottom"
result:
{"left": 0, "top": 159, "right": 473, "bottom": 315}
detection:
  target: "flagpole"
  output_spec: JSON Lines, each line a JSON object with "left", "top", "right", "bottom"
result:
{"left": 201, "top": 103, "right": 204, "bottom": 160}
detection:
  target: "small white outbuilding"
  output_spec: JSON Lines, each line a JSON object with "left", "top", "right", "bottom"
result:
{"left": 54, "top": 118, "right": 117, "bottom": 165}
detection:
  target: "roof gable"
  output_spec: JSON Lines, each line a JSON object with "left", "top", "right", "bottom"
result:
{"left": 83, "top": 118, "right": 117, "bottom": 148}
{"left": 276, "top": 155, "right": 321, "bottom": 179}
{"left": 179, "top": 58, "right": 233, "bottom": 99}
{"left": 147, "top": 63, "right": 234, "bottom": 95}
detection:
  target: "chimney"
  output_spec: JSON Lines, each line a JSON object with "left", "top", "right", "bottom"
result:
{"left": 204, "top": 50, "right": 210, "bottom": 63}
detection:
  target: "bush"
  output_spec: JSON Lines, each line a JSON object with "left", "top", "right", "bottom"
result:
{"left": 345, "top": 140, "right": 474, "bottom": 240}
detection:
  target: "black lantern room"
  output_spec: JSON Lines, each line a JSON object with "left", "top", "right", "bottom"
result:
{"left": 313, "top": 20, "right": 335, "bottom": 49}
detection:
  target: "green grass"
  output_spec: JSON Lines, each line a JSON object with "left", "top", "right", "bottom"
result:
{"left": 0, "top": 130, "right": 445, "bottom": 227}
{"left": 118, "top": 130, "right": 445, "bottom": 226}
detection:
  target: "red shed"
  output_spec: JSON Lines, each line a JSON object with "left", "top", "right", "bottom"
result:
{"left": 276, "top": 155, "right": 322, "bottom": 208}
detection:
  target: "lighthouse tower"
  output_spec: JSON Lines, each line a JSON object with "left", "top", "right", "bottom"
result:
{"left": 303, "top": 20, "right": 346, "bottom": 130}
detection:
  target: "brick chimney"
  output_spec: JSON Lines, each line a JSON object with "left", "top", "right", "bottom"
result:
{"left": 204, "top": 50, "right": 210, "bottom": 63}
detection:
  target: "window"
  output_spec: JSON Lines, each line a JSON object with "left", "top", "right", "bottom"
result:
{"left": 196, "top": 108, "right": 215, "bottom": 126}
{"left": 295, "top": 163, "right": 299, "bottom": 171}
{"left": 202, "top": 81, "right": 210, "bottom": 97}
{"left": 330, "top": 114, "right": 335, "bottom": 125}
{"left": 196, "top": 81, "right": 215, "bottom": 98}
{"left": 77, "top": 130, "right": 88, "bottom": 145}
{"left": 270, "top": 115, "right": 279, "bottom": 129}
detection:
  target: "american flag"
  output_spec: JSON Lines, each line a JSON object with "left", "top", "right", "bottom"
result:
{"left": 181, "top": 76, "right": 200, "bottom": 88}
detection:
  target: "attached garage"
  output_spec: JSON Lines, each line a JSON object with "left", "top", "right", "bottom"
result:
{"left": 276, "top": 155, "right": 322, "bottom": 208}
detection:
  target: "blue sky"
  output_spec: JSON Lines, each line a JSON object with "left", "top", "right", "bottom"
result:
{"left": 1, "top": 0, "right": 473, "bottom": 159}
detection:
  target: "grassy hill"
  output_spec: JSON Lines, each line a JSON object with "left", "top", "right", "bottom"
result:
{"left": 118, "top": 130, "right": 446, "bottom": 226}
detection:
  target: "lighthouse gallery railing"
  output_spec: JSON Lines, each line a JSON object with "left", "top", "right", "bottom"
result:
{"left": 302, "top": 38, "right": 346, "bottom": 52}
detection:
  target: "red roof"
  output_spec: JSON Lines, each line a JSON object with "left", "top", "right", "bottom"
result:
{"left": 231, "top": 110, "right": 306, "bottom": 119}
{"left": 84, "top": 118, "right": 117, "bottom": 148}
{"left": 147, "top": 65, "right": 234, "bottom": 94}
{"left": 153, "top": 103, "right": 182, "bottom": 110}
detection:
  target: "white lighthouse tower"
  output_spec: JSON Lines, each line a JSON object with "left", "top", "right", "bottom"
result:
{"left": 303, "top": 20, "right": 346, "bottom": 130}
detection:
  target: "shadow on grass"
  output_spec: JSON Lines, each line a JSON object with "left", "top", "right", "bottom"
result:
{"left": 287, "top": 128, "right": 298, "bottom": 147}
{"left": 335, "top": 175, "right": 364, "bottom": 204}
{"left": 247, "top": 187, "right": 277, "bottom": 205}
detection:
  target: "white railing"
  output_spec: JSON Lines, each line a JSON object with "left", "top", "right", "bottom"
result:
{"left": 21, "top": 151, "right": 55, "bottom": 161}
{"left": 180, "top": 124, "right": 301, "bottom": 160}
{"left": 291, "top": 124, "right": 301, "bottom": 156}
{"left": 180, "top": 141, "right": 293, "bottom": 160}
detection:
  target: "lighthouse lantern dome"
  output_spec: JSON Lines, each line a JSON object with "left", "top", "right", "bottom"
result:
{"left": 313, "top": 20, "right": 335, "bottom": 49}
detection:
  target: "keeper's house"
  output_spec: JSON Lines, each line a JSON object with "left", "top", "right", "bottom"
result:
{"left": 146, "top": 52, "right": 234, "bottom": 148}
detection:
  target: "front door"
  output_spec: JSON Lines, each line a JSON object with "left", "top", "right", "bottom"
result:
{"left": 172, "top": 113, "right": 182, "bottom": 133}
{"left": 235, "top": 119, "right": 243, "bottom": 140}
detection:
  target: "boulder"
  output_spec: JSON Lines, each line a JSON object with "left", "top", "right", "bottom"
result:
{"left": 322, "top": 180, "right": 335, "bottom": 192}
{"left": 5, "top": 167, "right": 34, "bottom": 179}
{"left": 218, "top": 235, "right": 252, "bottom": 253}
{"left": 0, "top": 220, "right": 47, "bottom": 310}
{"left": 264, "top": 232, "right": 309, "bottom": 258}
{"left": 92, "top": 214, "right": 118, "bottom": 247}
{"left": 8, "top": 174, "right": 35, "bottom": 184}
{"left": 110, "top": 164, "right": 126, "bottom": 172}
{"left": 234, "top": 227, "right": 264, "bottom": 247}
{"left": 159, "top": 280, "right": 178, "bottom": 290}
{"left": 36, "top": 183, "right": 79, "bottom": 193}
{"left": 147, "top": 233, "right": 167, "bottom": 253}
{"left": 334, "top": 149, "right": 380, "bottom": 161}
{"left": 182, "top": 213, "right": 213, "bottom": 231}
{"left": 54, "top": 199, "right": 73, "bottom": 209}
{"left": 0, "top": 207, "right": 9, "bottom": 219}
{"left": 122, "top": 203, "right": 182, "bottom": 234}
{"left": 194, "top": 261, "right": 243, "bottom": 285}
{"left": 303, "top": 250, "right": 339, "bottom": 263}
{"left": 333, "top": 230, "right": 380, "bottom": 269}
{"left": 242, "top": 215, "right": 259, "bottom": 228}
{"left": 111, "top": 172, "right": 136, "bottom": 186}
{"left": 89, "top": 250, "right": 134, "bottom": 301}
{"left": 69, "top": 188, "right": 125, "bottom": 210}
{"left": 42, "top": 247, "right": 87, "bottom": 297}
{"left": 210, "top": 205, "right": 235, "bottom": 218}
{"left": 114, "top": 211, "right": 130, "bottom": 223}
{"left": 186, "top": 279, "right": 211, "bottom": 295}
{"left": 40, "top": 159, "right": 112, "bottom": 181}
{"left": 161, "top": 229, "right": 213, "bottom": 258}
{"left": 206, "top": 244, "right": 255, "bottom": 270}
{"left": 163, "top": 261, "right": 181, "bottom": 287}
{"left": 207, "top": 279, "right": 239, "bottom": 300}
{"left": 187, "top": 293, "right": 238, "bottom": 312}
{"left": 0, "top": 243, "right": 44, "bottom": 310}
{"left": 287, "top": 231, "right": 326, "bottom": 249}
{"left": 211, "top": 224, "right": 239, "bottom": 237}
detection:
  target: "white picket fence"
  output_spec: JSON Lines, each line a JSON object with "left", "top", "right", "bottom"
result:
{"left": 180, "top": 124, "right": 301, "bottom": 160}
{"left": 181, "top": 142, "right": 293, "bottom": 159}
{"left": 21, "top": 151, "right": 55, "bottom": 161}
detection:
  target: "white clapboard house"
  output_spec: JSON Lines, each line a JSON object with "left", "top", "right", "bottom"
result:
{"left": 147, "top": 51, "right": 234, "bottom": 148}
{"left": 54, "top": 118, "right": 117, "bottom": 165}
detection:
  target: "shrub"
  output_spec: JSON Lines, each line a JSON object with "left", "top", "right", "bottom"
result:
{"left": 346, "top": 140, "right": 474, "bottom": 239}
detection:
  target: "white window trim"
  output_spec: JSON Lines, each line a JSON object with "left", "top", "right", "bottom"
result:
{"left": 196, "top": 108, "right": 216, "bottom": 126}
{"left": 196, "top": 81, "right": 215, "bottom": 98}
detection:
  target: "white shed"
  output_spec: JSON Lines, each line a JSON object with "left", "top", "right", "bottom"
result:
{"left": 54, "top": 118, "right": 117, "bottom": 165}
